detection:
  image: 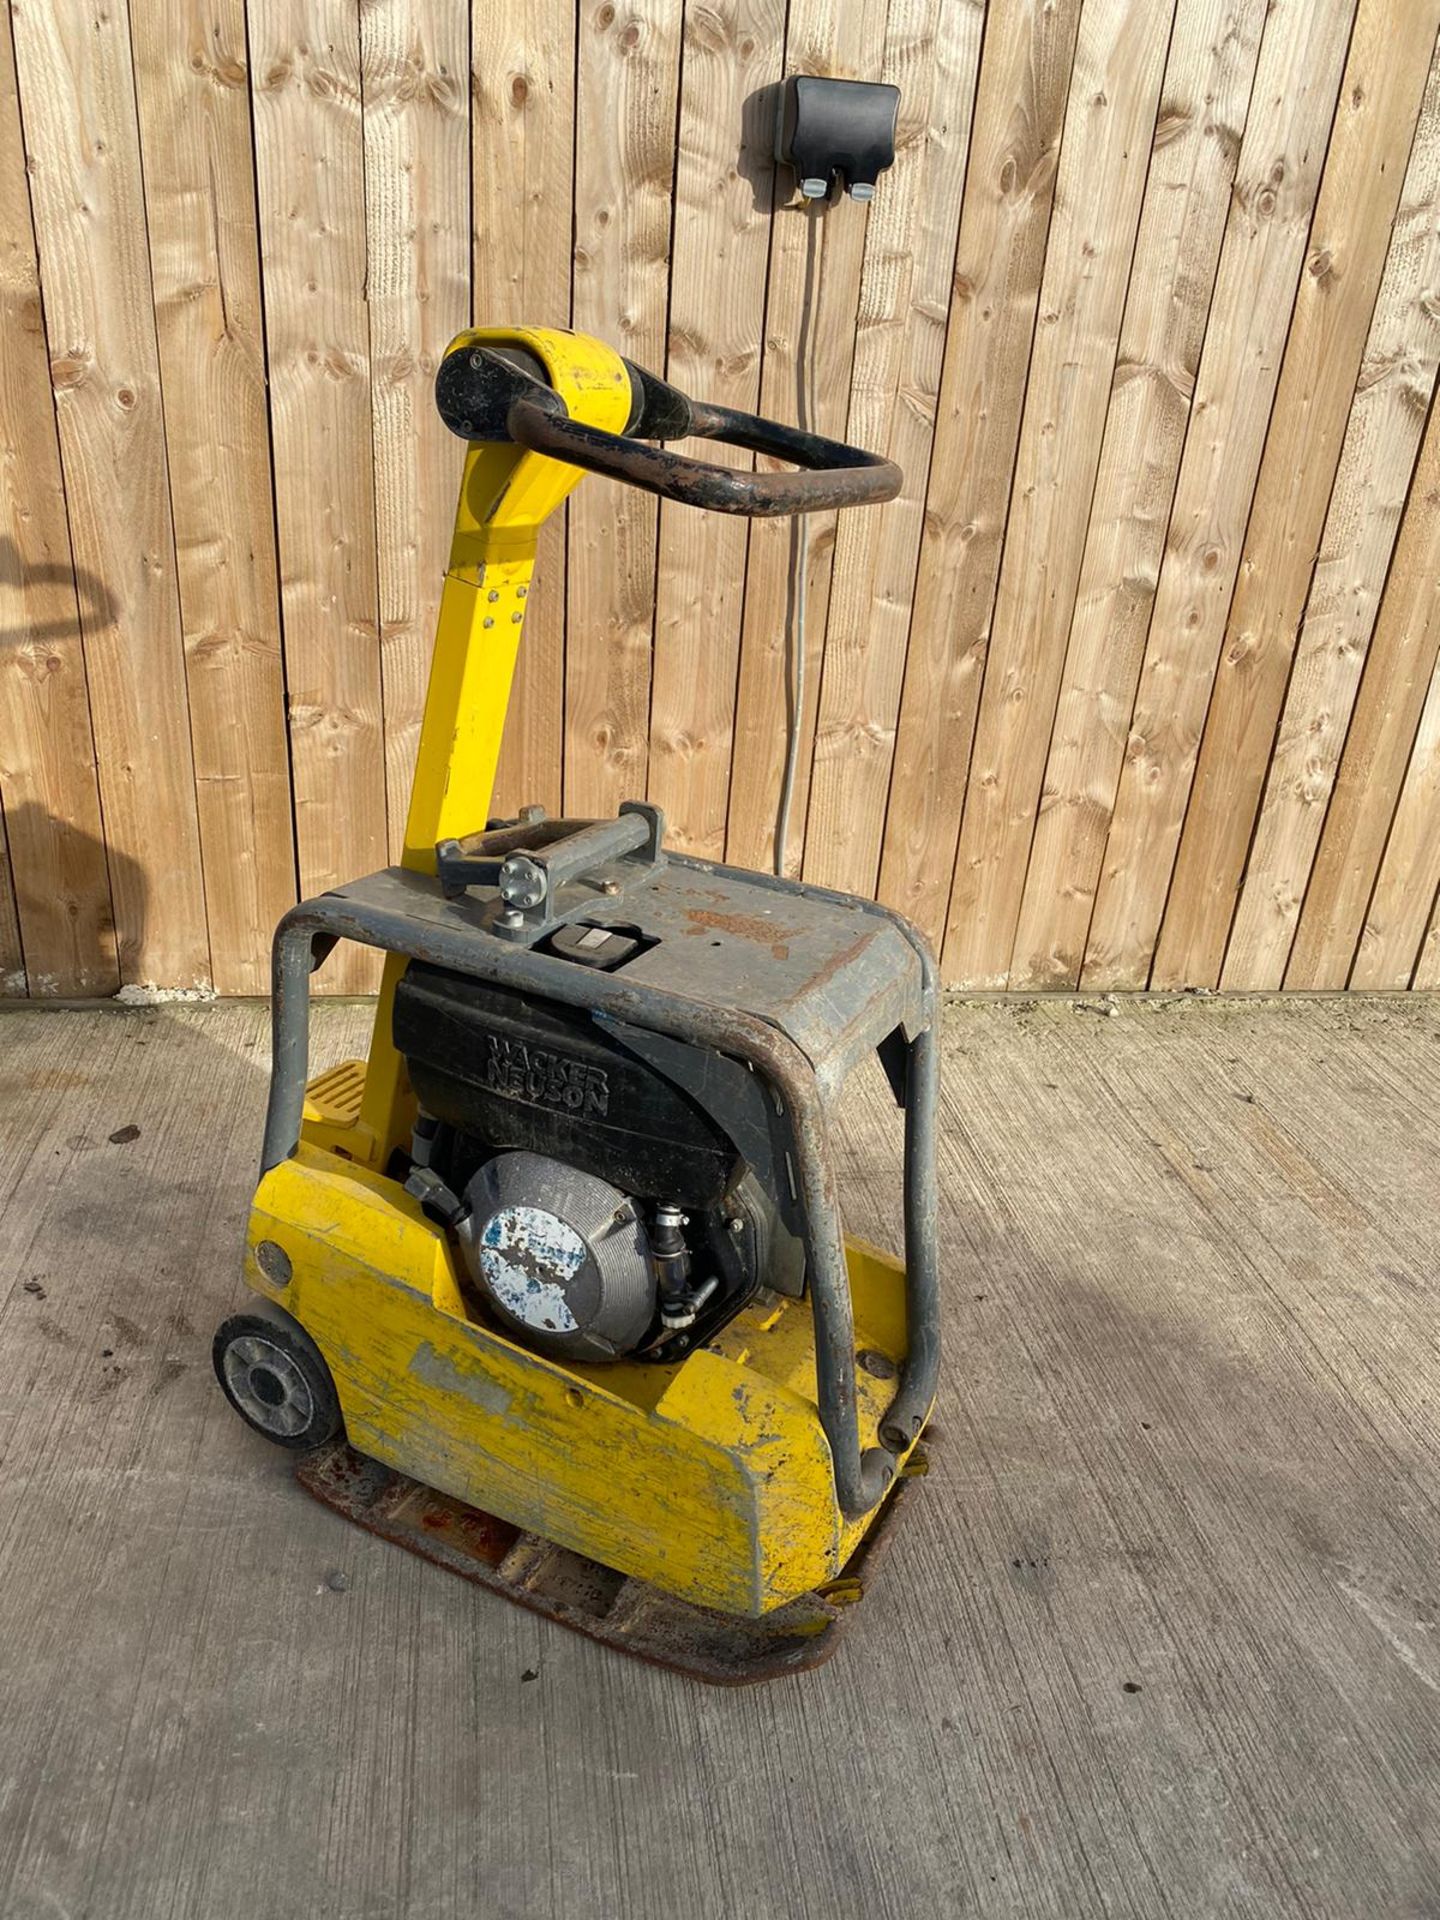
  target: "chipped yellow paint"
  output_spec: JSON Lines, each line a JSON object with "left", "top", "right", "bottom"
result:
{"left": 244, "top": 1144, "right": 919, "bottom": 1616}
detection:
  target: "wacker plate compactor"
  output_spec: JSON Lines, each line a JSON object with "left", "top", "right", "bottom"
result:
{"left": 213, "top": 328, "right": 940, "bottom": 1683}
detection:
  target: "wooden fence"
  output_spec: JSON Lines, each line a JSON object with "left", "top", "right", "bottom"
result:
{"left": 3, "top": 0, "right": 1440, "bottom": 997}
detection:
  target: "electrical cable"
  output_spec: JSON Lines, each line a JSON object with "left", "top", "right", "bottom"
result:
{"left": 774, "top": 194, "right": 823, "bottom": 878}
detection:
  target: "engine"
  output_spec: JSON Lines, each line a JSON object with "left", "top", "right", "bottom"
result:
{"left": 392, "top": 962, "right": 799, "bottom": 1363}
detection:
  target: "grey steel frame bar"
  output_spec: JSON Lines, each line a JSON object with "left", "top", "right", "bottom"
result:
{"left": 259, "top": 877, "right": 940, "bottom": 1519}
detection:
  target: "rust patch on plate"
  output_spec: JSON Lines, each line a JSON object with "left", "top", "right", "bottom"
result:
{"left": 682, "top": 906, "right": 802, "bottom": 961}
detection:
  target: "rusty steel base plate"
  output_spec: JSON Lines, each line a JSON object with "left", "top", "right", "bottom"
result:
{"left": 294, "top": 1440, "right": 927, "bottom": 1685}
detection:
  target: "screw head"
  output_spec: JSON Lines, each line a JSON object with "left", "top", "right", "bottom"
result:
{"left": 499, "top": 855, "right": 546, "bottom": 909}
{"left": 487, "top": 589, "right": 500, "bottom": 602}
{"left": 482, "top": 616, "right": 494, "bottom": 628}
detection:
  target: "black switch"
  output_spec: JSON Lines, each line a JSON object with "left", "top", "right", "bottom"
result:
{"left": 546, "top": 923, "right": 641, "bottom": 971}
{"left": 777, "top": 75, "right": 901, "bottom": 203}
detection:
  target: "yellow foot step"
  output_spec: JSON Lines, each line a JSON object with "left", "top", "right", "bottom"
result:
{"left": 301, "top": 1059, "right": 378, "bottom": 1164}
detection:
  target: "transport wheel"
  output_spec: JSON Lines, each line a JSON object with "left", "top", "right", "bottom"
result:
{"left": 212, "top": 1301, "right": 342, "bottom": 1451}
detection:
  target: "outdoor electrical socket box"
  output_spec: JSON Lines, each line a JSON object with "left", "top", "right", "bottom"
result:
{"left": 777, "top": 75, "right": 901, "bottom": 202}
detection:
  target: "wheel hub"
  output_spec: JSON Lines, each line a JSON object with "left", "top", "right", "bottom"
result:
{"left": 222, "top": 1333, "right": 314, "bottom": 1439}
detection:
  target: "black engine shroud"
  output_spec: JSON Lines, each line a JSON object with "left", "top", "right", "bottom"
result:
{"left": 393, "top": 964, "right": 738, "bottom": 1207}
{"left": 392, "top": 961, "right": 810, "bottom": 1357}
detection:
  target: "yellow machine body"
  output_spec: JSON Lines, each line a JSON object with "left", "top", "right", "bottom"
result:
{"left": 247, "top": 1130, "right": 914, "bottom": 1614}
{"left": 238, "top": 326, "right": 923, "bottom": 1619}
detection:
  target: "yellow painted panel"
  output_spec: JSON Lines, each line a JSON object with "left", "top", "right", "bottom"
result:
{"left": 244, "top": 1145, "right": 918, "bottom": 1614}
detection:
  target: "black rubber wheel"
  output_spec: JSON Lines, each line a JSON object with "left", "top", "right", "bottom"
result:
{"left": 212, "top": 1301, "right": 343, "bottom": 1452}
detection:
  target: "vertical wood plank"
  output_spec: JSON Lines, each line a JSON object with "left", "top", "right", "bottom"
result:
{"left": 723, "top": 0, "right": 887, "bottom": 876}
{"left": 1223, "top": 30, "right": 1440, "bottom": 988}
{"left": 362, "top": 0, "right": 470, "bottom": 859}
{"left": 645, "top": 0, "right": 784, "bottom": 858}
{"left": 1287, "top": 402, "right": 1440, "bottom": 987}
{"left": 1155, "top": 0, "right": 1439, "bottom": 991}
{"left": 876, "top": 0, "right": 1083, "bottom": 945}
{"left": 1082, "top": 0, "right": 1360, "bottom": 991}
{"left": 1349, "top": 643, "right": 1440, "bottom": 989}
{"left": 248, "top": 0, "right": 386, "bottom": 993}
{"left": 10, "top": 0, "right": 210, "bottom": 989}
{"left": 1009, "top": 0, "right": 1267, "bottom": 990}
{"left": 942, "top": 0, "right": 1175, "bottom": 988}
{"left": 130, "top": 0, "right": 297, "bottom": 996}
{"left": 0, "top": 3, "right": 116, "bottom": 995}
{"left": 564, "top": 0, "right": 683, "bottom": 823}
{"left": 474, "top": 0, "right": 575, "bottom": 820}
{"left": 802, "top": 0, "right": 983, "bottom": 897}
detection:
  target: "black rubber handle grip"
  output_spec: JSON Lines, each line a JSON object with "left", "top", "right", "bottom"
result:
{"left": 506, "top": 392, "right": 901, "bottom": 518}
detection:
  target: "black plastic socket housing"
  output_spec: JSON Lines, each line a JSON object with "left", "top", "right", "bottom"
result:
{"left": 777, "top": 75, "right": 901, "bottom": 201}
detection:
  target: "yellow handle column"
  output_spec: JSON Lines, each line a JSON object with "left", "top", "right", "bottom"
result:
{"left": 355, "top": 328, "right": 634, "bottom": 1167}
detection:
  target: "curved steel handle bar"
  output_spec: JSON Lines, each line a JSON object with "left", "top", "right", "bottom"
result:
{"left": 506, "top": 393, "right": 903, "bottom": 518}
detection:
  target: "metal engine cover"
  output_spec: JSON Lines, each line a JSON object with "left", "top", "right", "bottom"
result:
{"left": 456, "top": 1151, "right": 655, "bottom": 1362}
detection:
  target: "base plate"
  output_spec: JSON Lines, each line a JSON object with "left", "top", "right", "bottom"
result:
{"left": 294, "top": 1440, "right": 926, "bottom": 1685}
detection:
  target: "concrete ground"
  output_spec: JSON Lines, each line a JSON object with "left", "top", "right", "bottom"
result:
{"left": 1, "top": 993, "right": 1438, "bottom": 1919}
